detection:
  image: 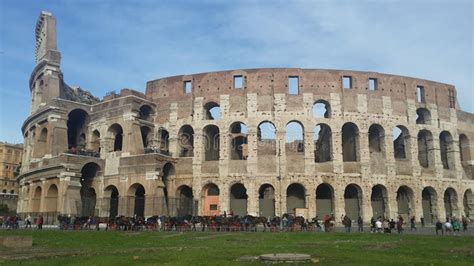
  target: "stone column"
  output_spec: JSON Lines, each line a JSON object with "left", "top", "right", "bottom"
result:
{"left": 58, "top": 173, "right": 82, "bottom": 216}
{"left": 362, "top": 190, "right": 373, "bottom": 222}
{"left": 246, "top": 127, "right": 258, "bottom": 174}
{"left": 333, "top": 187, "right": 345, "bottom": 225}
{"left": 332, "top": 129, "right": 343, "bottom": 174}
{"left": 306, "top": 187, "right": 316, "bottom": 218}
{"left": 359, "top": 130, "right": 370, "bottom": 176}
{"left": 246, "top": 180, "right": 258, "bottom": 216}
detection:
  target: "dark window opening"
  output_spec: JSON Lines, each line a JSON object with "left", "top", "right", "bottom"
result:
{"left": 288, "top": 76, "right": 299, "bottom": 95}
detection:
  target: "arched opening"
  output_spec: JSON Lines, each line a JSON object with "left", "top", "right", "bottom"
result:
{"left": 90, "top": 130, "right": 101, "bottom": 153}
{"left": 31, "top": 186, "right": 42, "bottom": 212}
{"left": 369, "top": 124, "right": 385, "bottom": 154}
{"left": 138, "top": 105, "right": 153, "bottom": 121}
{"left": 371, "top": 185, "right": 388, "bottom": 219}
{"left": 45, "top": 184, "right": 58, "bottom": 212}
{"left": 393, "top": 126, "right": 410, "bottom": 159}
{"left": 314, "top": 124, "right": 332, "bottom": 162}
{"left": 312, "top": 100, "right": 331, "bottom": 118}
{"left": 158, "top": 128, "right": 170, "bottom": 153}
{"left": 229, "top": 183, "right": 248, "bottom": 216}
{"left": 286, "top": 121, "right": 304, "bottom": 154}
{"left": 108, "top": 124, "right": 123, "bottom": 152}
{"left": 316, "top": 183, "right": 334, "bottom": 217}
{"left": 344, "top": 184, "right": 362, "bottom": 221}
{"left": 202, "top": 183, "right": 220, "bottom": 216}
{"left": 286, "top": 183, "right": 305, "bottom": 214}
{"left": 80, "top": 163, "right": 100, "bottom": 216}
{"left": 176, "top": 185, "right": 194, "bottom": 216}
{"left": 416, "top": 108, "right": 431, "bottom": 124}
{"left": 257, "top": 121, "right": 277, "bottom": 156}
{"left": 128, "top": 184, "right": 145, "bottom": 217}
{"left": 396, "top": 185, "right": 414, "bottom": 220}
{"left": 105, "top": 185, "right": 119, "bottom": 218}
{"left": 439, "top": 131, "right": 454, "bottom": 170}
{"left": 203, "top": 125, "right": 220, "bottom": 161}
{"left": 422, "top": 187, "right": 438, "bottom": 224}
{"left": 418, "top": 130, "right": 434, "bottom": 168}
{"left": 464, "top": 189, "right": 473, "bottom": 218}
{"left": 342, "top": 122, "right": 359, "bottom": 162}
{"left": 204, "top": 102, "right": 221, "bottom": 120}
{"left": 230, "top": 122, "right": 248, "bottom": 160}
{"left": 258, "top": 184, "right": 275, "bottom": 217}
{"left": 444, "top": 188, "right": 458, "bottom": 218}
{"left": 178, "top": 125, "right": 194, "bottom": 157}
{"left": 140, "top": 126, "right": 152, "bottom": 149}
{"left": 67, "top": 109, "right": 89, "bottom": 149}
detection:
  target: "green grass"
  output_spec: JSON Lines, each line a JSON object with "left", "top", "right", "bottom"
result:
{"left": 0, "top": 230, "right": 473, "bottom": 265}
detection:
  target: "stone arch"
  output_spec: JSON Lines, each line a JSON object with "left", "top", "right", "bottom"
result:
{"left": 463, "top": 189, "right": 473, "bottom": 218}
{"left": 286, "top": 121, "right": 304, "bottom": 154}
{"left": 393, "top": 126, "right": 410, "bottom": 159}
{"left": 178, "top": 125, "right": 194, "bottom": 157}
{"left": 312, "top": 100, "right": 331, "bottom": 118}
{"left": 258, "top": 184, "right": 275, "bottom": 217}
{"left": 229, "top": 183, "right": 248, "bottom": 216}
{"left": 158, "top": 127, "right": 170, "bottom": 153}
{"left": 439, "top": 131, "right": 455, "bottom": 170}
{"left": 369, "top": 124, "right": 385, "bottom": 155}
{"left": 342, "top": 122, "right": 359, "bottom": 162}
{"left": 107, "top": 124, "right": 123, "bottom": 152}
{"left": 203, "top": 125, "right": 220, "bottom": 161}
{"left": 31, "top": 186, "right": 42, "bottom": 213}
{"left": 138, "top": 104, "right": 154, "bottom": 121}
{"left": 418, "top": 129, "right": 435, "bottom": 168}
{"left": 286, "top": 183, "right": 306, "bottom": 214}
{"left": 203, "top": 102, "right": 220, "bottom": 120}
{"left": 257, "top": 121, "right": 277, "bottom": 156}
{"left": 104, "top": 185, "right": 119, "bottom": 218}
{"left": 344, "top": 184, "right": 363, "bottom": 221}
{"left": 314, "top": 124, "right": 332, "bottom": 162}
{"left": 422, "top": 186, "right": 438, "bottom": 224}
{"left": 90, "top": 130, "right": 101, "bottom": 153}
{"left": 80, "top": 162, "right": 100, "bottom": 216}
{"left": 176, "top": 185, "right": 194, "bottom": 216}
{"left": 140, "top": 126, "right": 152, "bottom": 149}
{"left": 229, "top": 122, "right": 248, "bottom": 160}
{"left": 201, "top": 183, "right": 220, "bottom": 216}
{"left": 416, "top": 108, "right": 431, "bottom": 124}
{"left": 316, "top": 183, "right": 334, "bottom": 217}
{"left": 444, "top": 187, "right": 459, "bottom": 218}
{"left": 67, "top": 109, "right": 89, "bottom": 149}
{"left": 128, "top": 183, "right": 146, "bottom": 217}
{"left": 371, "top": 184, "right": 388, "bottom": 219}
{"left": 44, "top": 184, "right": 58, "bottom": 212}
{"left": 396, "top": 185, "right": 414, "bottom": 220}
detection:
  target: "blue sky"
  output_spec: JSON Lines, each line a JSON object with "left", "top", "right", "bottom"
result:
{"left": 0, "top": 0, "right": 472, "bottom": 144}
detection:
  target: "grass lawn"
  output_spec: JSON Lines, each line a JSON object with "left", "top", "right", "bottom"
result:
{"left": 0, "top": 230, "right": 473, "bottom": 265}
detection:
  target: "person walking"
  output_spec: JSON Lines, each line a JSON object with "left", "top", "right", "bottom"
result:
{"left": 410, "top": 216, "right": 417, "bottom": 231}
{"left": 37, "top": 215, "right": 43, "bottom": 230}
{"left": 435, "top": 220, "right": 443, "bottom": 235}
{"left": 25, "top": 214, "right": 32, "bottom": 229}
{"left": 461, "top": 216, "right": 469, "bottom": 232}
{"left": 357, "top": 216, "right": 363, "bottom": 232}
{"left": 397, "top": 215, "right": 404, "bottom": 234}
{"left": 420, "top": 216, "right": 425, "bottom": 228}
{"left": 343, "top": 215, "right": 351, "bottom": 232}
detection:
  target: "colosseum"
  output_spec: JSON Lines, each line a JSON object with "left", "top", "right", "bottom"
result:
{"left": 17, "top": 11, "right": 474, "bottom": 224}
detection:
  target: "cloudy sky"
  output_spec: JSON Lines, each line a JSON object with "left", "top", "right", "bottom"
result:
{"left": 0, "top": 0, "right": 472, "bottom": 143}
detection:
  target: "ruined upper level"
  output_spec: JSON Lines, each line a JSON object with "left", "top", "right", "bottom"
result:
{"left": 146, "top": 68, "right": 461, "bottom": 123}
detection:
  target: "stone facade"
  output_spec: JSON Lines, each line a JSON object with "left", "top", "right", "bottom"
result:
{"left": 0, "top": 142, "right": 22, "bottom": 212}
{"left": 17, "top": 12, "right": 474, "bottom": 224}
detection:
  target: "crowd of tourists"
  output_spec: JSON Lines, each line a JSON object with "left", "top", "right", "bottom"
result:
{"left": 0, "top": 214, "right": 43, "bottom": 229}
{"left": 0, "top": 212, "right": 471, "bottom": 236}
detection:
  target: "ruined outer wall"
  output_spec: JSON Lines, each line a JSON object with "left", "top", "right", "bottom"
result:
{"left": 145, "top": 68, "right": 474, "bottom": 220}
